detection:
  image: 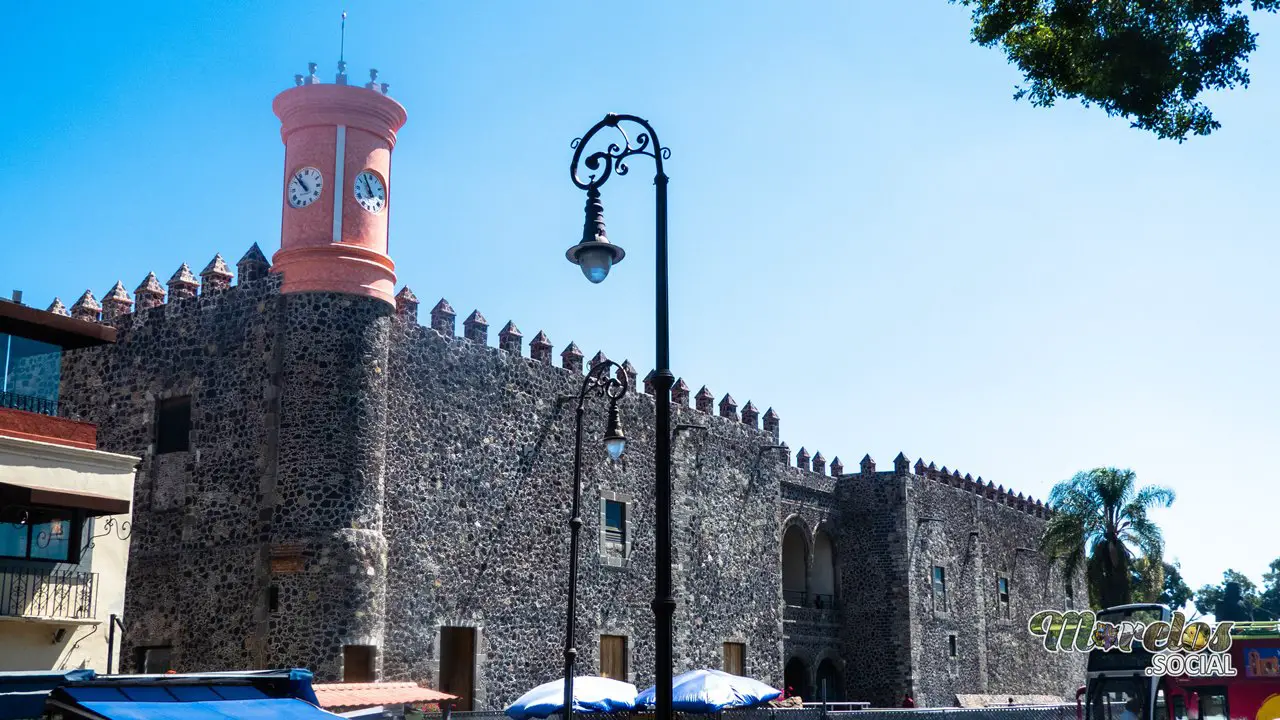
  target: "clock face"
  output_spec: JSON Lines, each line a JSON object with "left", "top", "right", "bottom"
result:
{"left": 354, "top": 170, "right": 386, "bottom": 214}
{"left": 287, "top": 167, "right": 323, "bottom": 208}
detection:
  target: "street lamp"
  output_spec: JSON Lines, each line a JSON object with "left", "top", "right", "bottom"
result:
{"left": 567, "top": 113, "right": 674, "bottom": 720}
{"left": 562, "top": 359, "right": 629, "bottom": 720}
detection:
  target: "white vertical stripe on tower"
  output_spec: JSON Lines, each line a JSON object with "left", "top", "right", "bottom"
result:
{"left": 332, "top": 125, "right": 347, "bottom": 243}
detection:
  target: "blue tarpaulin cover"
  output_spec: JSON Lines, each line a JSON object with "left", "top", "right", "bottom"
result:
{"left": 636, "top": 669, "right": 781, "bottom": 712}
{"left": 505, "top": 676, "right": 639, "bottom": 720}
{"left": 74, "top": 698, "right": 342, "bottom": 720}
{"left": 0, "top": 669, "right": 95, "bottom": 720}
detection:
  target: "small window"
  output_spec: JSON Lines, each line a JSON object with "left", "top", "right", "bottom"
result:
{"left": 601, "top": 635, "right": 628, "bottom": 681}
{"left": 1154, "top": 688, "right": 1167, "bottom": 720}
{"left": 343, "top": 645, "right": 376, "bottom": 683}
{"left": 948, "top": 635, "right": 958, "bottom": 657}
{"left": 268, "top": 585, "right": 280, "bottom": 613}
{"left": 1066, "top": 583, "right": 1075, "bottom": 609}
{"left": 136, "top": 646, "right": 173, "bottom": 673}
{"left": 932, "top": 566, "right": 948, "bottom": 611}
{"left": 604, "top": 501, "right": 625, "bottom": 544}
{"left": 724, "top": 642, "right": 746, "bottom": 676}
{"left": 156, "top": 396, "right": 191, "bottom": 454}
{"left": 997, "top": 576, "right": 1011, "bottom": 617}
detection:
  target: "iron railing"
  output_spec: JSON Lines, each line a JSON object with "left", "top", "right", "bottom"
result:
{"left": 783, "top": 591, "right": 837, "bottom": 610}
{"left": 0, "top": 390, "right": 64, "bottom": 418}
{"left": 0, "top": 566, "right": 98, "bottom": 620}
{"left": 420, "top": 705, "right": 1079, "bottom": 720}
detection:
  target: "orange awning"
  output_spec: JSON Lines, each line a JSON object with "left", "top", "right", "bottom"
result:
{"left": 311, "top": 682, "right": 458, "bottom": 709}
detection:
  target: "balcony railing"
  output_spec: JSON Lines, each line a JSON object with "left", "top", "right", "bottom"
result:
{"left": 784, "top": 590, "right": 837, "bottom": 610}
{"left": 0, "top": 390, "right": 66, "bottom": 418}
{"left": 0, "top": 566, "right": 98, "bottom": 620}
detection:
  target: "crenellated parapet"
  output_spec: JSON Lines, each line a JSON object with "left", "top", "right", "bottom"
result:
{"left": 908, "top": 454, "right": 1052, "bottom": 519}
{"left": 386, "top": 294, "right": 798, "bottom": 447}
{"left": 40, "top": 244, "right": 279, "bottom": 328}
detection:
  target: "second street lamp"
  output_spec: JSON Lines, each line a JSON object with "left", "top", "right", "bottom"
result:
{"left": 562, "top": 359, "right": 629, "bottom": 720}
{"left": 567, "top": 113, "right": 674, "bottom": 720}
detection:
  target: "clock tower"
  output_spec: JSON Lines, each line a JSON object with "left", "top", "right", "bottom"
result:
{"left": 271, "top": 64, "right": 408, "bottom": 306}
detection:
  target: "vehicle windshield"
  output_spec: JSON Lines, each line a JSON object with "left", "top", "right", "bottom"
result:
{"left": 1087, "top": 676, "right": 1155, "bottom": 720}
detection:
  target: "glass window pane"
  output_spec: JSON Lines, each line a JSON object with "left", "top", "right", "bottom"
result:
{"left": 0, "top": 519, "right": 28, "bottom": 558}
{"left": 605, "top": 501, "right": 623, "bottom": 531}
{"left": 28, "top": 512, "right": 72, "bottom": 562}
{"left": 1199, "top": 692, "right": 1227, "bottom": 720}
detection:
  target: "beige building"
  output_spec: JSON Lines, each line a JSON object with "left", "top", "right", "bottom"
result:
{"left": 0, "top": 295, "right": 138, "bottom": 672}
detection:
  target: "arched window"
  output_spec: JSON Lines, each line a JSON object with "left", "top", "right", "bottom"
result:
{"left": 782, "top": 525, "right": 808, "bottom": 606}
{"left": 812, "top": 530, "right": 836, "bottom": 608}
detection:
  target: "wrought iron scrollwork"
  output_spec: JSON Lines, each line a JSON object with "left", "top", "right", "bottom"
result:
{"left": 570, "top": 113, "right": 670, "bottom": 191}
{"left": 79, "top": 516, "right": 132, "bottom": 556}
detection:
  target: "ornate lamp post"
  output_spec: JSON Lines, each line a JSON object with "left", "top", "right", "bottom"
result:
{"left": 566, "top": 114, "right": 673, "bottom": 720}
{"left": 563, "top": 359, "right": 629, "bottom": 720}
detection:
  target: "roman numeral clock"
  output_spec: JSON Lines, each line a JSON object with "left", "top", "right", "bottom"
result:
{"left": 270, "top": 75, "right": 408, "bottom": 306}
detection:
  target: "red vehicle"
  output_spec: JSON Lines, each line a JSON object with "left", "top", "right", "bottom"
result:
{"left": 1079, "top": 604, "right": 1280, "bottom": 720}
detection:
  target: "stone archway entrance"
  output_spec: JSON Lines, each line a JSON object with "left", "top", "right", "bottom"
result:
{"left": 815, "top": 658, "right": 842, "bottom": 702}
{"left": 784, "top": 656, "right": 810, "bottom": 701}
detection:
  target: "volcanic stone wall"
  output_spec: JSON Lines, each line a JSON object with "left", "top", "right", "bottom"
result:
{"left": 59, "top": 270, "right": 282, "bottom": 672}
{"left": 379, "top": 317, "right": 786, "bottom": 709}
{"left": 49, "top": 246, "right": 1080, "bottom": 708}
{"left": 904, "top": 469, "right": 1086, "bottom": 706}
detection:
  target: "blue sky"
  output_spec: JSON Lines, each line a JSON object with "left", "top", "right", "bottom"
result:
{"left": 4, "top": 2, "right": 1278, "bottom": 596}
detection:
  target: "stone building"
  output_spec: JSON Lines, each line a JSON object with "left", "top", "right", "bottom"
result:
{"left": 42, "top": 63, "right": 1085, "bottom": 709}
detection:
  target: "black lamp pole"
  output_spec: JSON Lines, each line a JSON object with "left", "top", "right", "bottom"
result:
{"left": 562, "top": 360, "right": 629, "bottom": 720}
{"left": 567, "top": 114, "right": 673, "bottom": 720}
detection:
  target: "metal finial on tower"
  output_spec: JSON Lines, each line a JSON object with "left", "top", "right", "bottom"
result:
{"left": 335, "top": 10, "right": 348, "bottom": 84}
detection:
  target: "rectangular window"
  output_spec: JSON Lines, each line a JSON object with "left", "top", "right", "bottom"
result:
{"left": 1066, "top": 583, "right": 1075, "bottom": 610}
{"left": 998, "top": 576, "right": 1011, "bottom": 617}
{"left": 439, "top": 627, "right": 477, "bottom": 710}
{"left": 948, "top": 635, "right": 957, "bottom": 657}
{"left": 932, "top": 566, "right": 948, "bottom": 611}
{"left": 343, "top": 645, "right": 376, "bottom": 683}
{"left": 600, "top": 635, "right": 628, "bottom": 681}
{"left": 135, "top": 646, "right": 173, "bottom": 673}
{"left": 1198, "top": 689, "right": 1228, "bottom": 720}
{"left": 604, "top": 501, "right": 625, "bottom": 544}
{"left": 156, "top": 396, "right": 191, "bottom": 454}
{"left": 724, "top": 642, "right": 746, "bottom": 676}
{"left": 0, "top": 506, "right": 80, "bottom": 563}
{"left": 268, "top": 585, "right": 280, "bottom": 613}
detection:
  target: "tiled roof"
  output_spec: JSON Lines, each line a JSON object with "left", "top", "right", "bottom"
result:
{"left": 311, "top": 682, "right": 458, "bottom": 709}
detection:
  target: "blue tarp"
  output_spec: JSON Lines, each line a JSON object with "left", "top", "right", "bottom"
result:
{"left": 636, "top": 669, "right": 781, "bottom": 713}
{"left": 505, "top": 676, "right": 640, "bottom": 720}
{"left": 75, "top": 698, "right": 341, "bottom": 720}
{"left": 0, "top": 669, "right": 95, "bottom": 720}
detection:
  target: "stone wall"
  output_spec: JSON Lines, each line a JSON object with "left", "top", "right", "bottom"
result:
{"left": 904, "top": 470, "right": 1086, "bottom": 707}
{"left": 60, "top": 272, "right": 282, "bottom": 672}
{"left": 380, "top": 318, "right": 785, "bottom": 709}
{"left": 51, "top": 250, "right": 1082, "bottom": 710}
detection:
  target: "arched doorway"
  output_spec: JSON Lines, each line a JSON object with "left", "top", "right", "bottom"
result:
{"left": 784, "top": 656, "right": 811, "bottom": 701}
{"left": 782, "top": 524, "right": 808, "bottom": 606}
{"left": 815, "top": 658, "right": 842, "bottom": 702}
{"left": 812, "top": 530, "right": 836, "bottom": 608}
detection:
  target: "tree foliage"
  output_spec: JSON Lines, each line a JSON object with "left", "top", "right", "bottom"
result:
{"left": 1194, "top": 560, "right": 1280, "bottom": 619}
{"left": 1042, "top": 467, "right": 1175, "bottom": 608}
{"left": 1133, "top": 558, "right": 1194, "bottom": 611}
{"left": 952, "top": 0, "right": 1280, "bottom": 140}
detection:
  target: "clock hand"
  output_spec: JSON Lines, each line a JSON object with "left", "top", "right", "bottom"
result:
{"left": 295, "top": 173, "right": 309, "bottom": 193}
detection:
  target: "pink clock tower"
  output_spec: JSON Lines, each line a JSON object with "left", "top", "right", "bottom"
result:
{"left": 270, "top": 64, "right": 408, "bottom": 306}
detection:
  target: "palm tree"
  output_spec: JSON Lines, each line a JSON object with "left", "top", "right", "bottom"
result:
{"left": 1042, "top": 468, "right": 1175, "bottom": 609}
